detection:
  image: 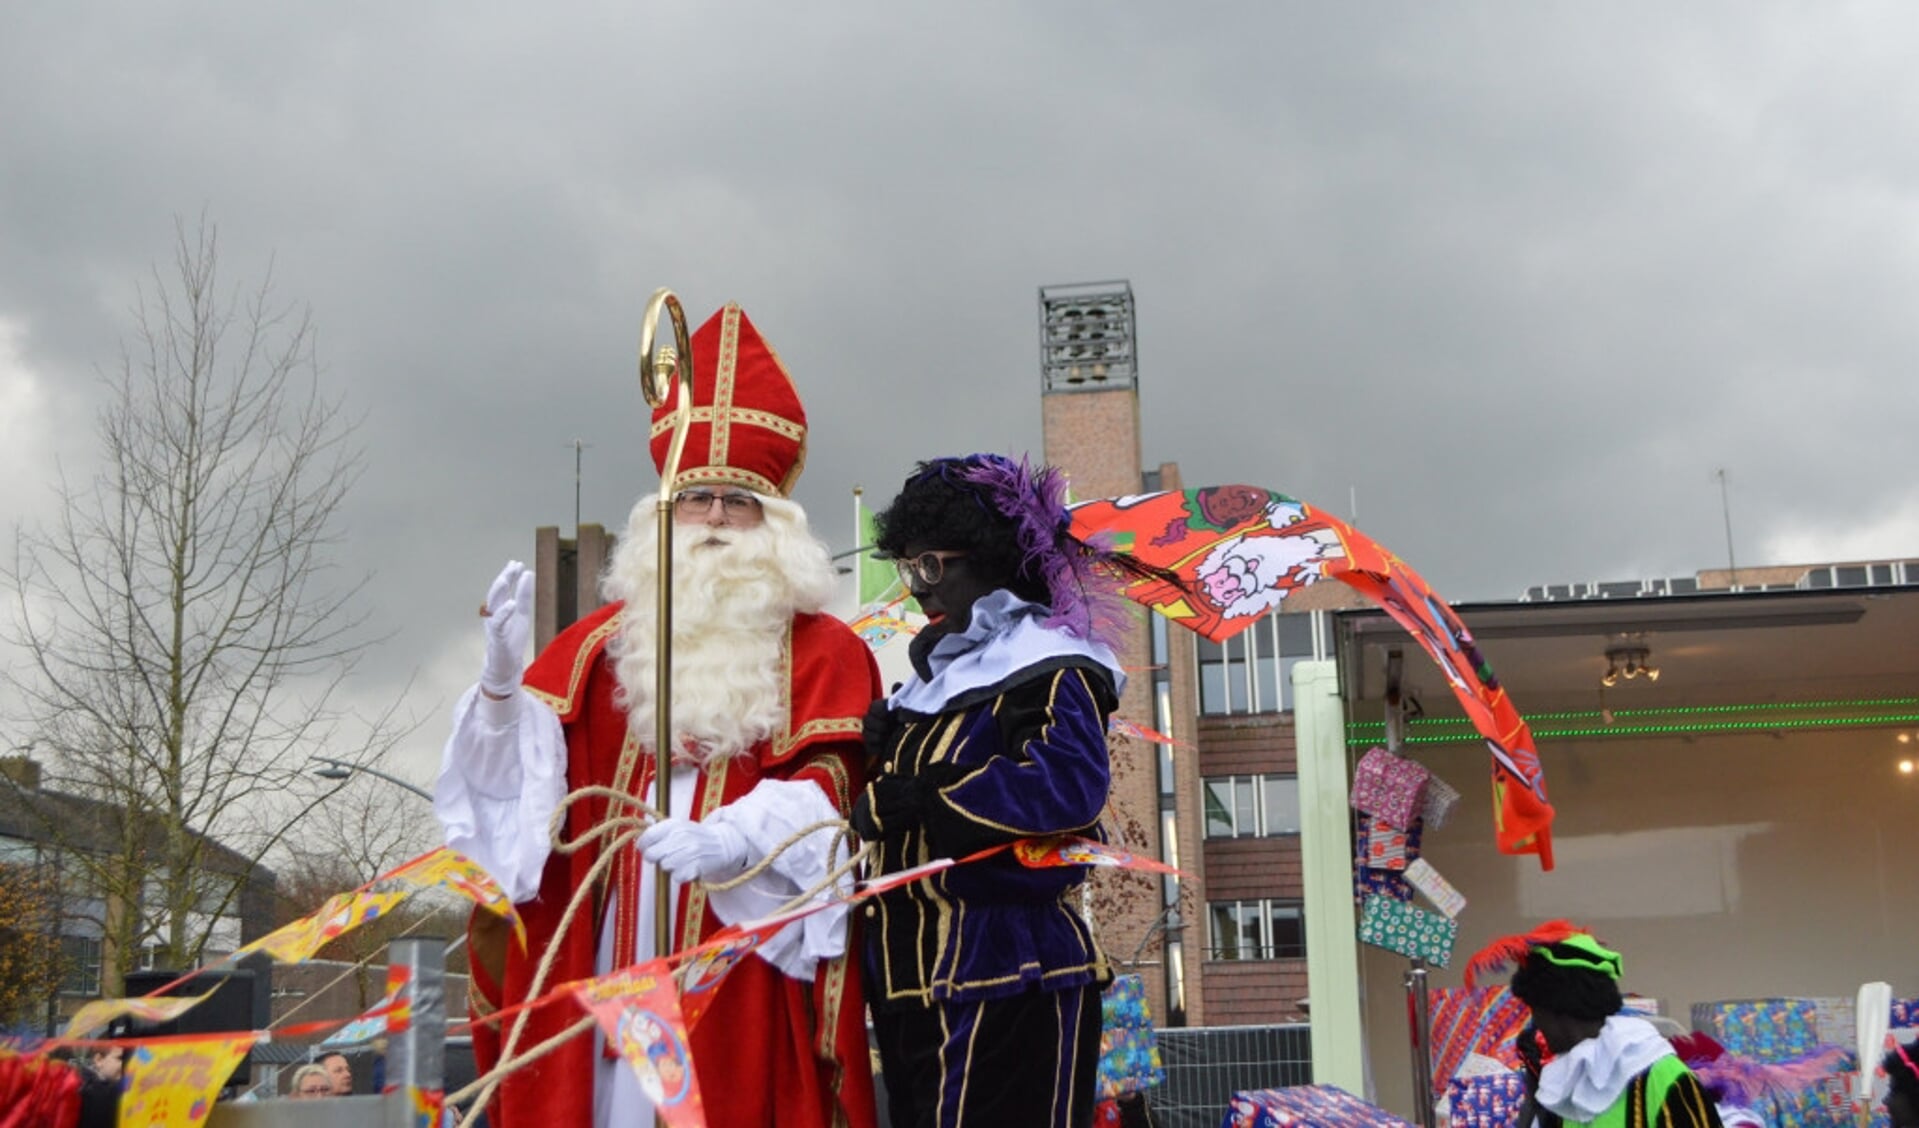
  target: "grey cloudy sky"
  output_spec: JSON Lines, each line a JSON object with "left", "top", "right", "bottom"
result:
{"left": 5, "top": 3, "right": 1917, "bottom": 785}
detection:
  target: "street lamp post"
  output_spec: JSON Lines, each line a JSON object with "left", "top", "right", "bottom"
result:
{"left": 307, "top": 756, "right": 433, "bottom": 802}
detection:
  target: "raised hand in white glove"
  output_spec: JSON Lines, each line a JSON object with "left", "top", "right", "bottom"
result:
{"left": 479, "top": 561, "right": 537, "bottom": 698}
{"left": 635, "top": 817, "right": 752, "bottom": 884}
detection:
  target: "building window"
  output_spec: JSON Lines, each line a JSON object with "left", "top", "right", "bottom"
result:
{"left": 0, "top": 835, "right": 39, "bottom": 866}
{"left": 1203, "top": 775, "right": 1301, "bottom": 838}
{"left": 1206, "top": 899, "right": 1306, "bottom": 960}
{"left": 1197, "top": 612, "right": 1318, "bottom": 715}
{"left": 60, "top": 936, "right": 102, "bottom": 996}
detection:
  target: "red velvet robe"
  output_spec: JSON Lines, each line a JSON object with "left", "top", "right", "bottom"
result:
{"left": 466, "top": 602, "right": 880, "bottom": 1128}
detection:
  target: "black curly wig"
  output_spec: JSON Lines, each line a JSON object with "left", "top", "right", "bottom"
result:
{"left": 1507, "top": 940, "right": 1625, "bottom": 1022}
{"left": 872, "top": 460, "right": 1051, "bottom": 606}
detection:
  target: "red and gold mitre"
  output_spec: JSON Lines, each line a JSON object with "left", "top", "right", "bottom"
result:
{"left": 648, "top": 303, "right": 807, "bottom": 498}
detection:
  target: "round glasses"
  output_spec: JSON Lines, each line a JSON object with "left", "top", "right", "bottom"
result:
{"left": 894, "top": 550, "right": 968, "bottom": 590}
{"left": 672, "top": 489, "right": 763, "bottom": 521}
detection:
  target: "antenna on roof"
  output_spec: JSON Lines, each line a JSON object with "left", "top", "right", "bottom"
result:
{"left": 1714, "top": 468, "right": 1738, "bottom": 588}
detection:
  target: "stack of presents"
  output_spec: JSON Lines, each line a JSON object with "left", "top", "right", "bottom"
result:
{"left": 1222, "top": 746, "right": 1918, "bottom": 1126}
{"left": 1349, "top": 745, "right": 1467, "bottom": 969}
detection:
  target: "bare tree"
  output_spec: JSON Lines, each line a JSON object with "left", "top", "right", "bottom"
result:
{"left": 4, "top": 216, "right": 402, "bottom": 991}
{"left": 275, "top": 778, "right": 470, "bottom": 1009}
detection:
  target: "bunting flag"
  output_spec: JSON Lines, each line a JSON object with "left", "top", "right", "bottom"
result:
{"left": 383, "top": 846, "right": 526, "bottom": 945}
{"left": 674, "top": 930, "right": 764, "bottom": 1033}
{"left": 846, "top": 596, "right": 919, "bottom": 649}
{"left": 322, "top": 965, "right": 412, "bottom": 1047}
{"left": 1107, "top": 716, "right": 1189, "bottom": 748}
{"left": 852, "top": 856, "right": 958, "bottom": 898}
{"left": 118, "top": 1032, "right": 258, "bottom": 1127}
{"left": 235, "top": 889, "right": 410, "bottom": 963}
{"left": 575, "top": 962, "right": 706, "bottom": 1127}
{"left": 64, "top": 989, "right": 218, "bottom": 1040}
{"left": 1012, "top": 835, "right": 1187, "bottom": 876}
{"left": 1070, "top": 486, "right": 1554, "bottom": 870}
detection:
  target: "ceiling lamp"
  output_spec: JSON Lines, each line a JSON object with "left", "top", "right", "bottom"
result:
{"left": 1600, "top": 636, "right": 1660, "bottom": 687}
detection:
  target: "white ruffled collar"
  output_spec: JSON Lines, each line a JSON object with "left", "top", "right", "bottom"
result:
{"left": 1535, "top": 1014, "right": 1676, "bottom": 1121}
{"left": 887, "top": 590, "right": 1124, "bottom": 714}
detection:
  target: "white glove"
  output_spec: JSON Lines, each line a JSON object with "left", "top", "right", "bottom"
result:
{"left": 480, "top": 561, "right": 536, "bottom": 697}
{"left": 635, "top": 817, "right": 752, "bottom": 884}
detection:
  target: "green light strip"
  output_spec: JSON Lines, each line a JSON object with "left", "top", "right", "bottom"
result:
{"left": 1347, "top": 696, "right": 1919, "bottom": 733}
{"left": 1344, "top": 711, "right": 1919, "bottom": 746}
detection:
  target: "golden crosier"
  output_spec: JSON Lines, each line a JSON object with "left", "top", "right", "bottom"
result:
{"left": 638, "top": 288, "right": 695, "bottom": 966}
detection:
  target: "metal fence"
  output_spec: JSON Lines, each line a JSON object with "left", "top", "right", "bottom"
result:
{"left": 1145, "top": 1022, "right": 1312, "bottom": 1128}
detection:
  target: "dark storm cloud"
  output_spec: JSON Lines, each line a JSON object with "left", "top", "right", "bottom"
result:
{"left": 5, "top": 2, "right": 1918, "bottom": 775}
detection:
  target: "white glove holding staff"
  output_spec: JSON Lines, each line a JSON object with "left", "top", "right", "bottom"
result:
{"left": 636, "top": 817, "right": 752, "bottom": 884}
{"left": 480, "top": 561, "right": 536, "bottom": 698}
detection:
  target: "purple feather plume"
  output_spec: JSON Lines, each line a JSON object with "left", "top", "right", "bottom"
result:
{"left": 951, "top": 454, "right": 1129, "bottom": 647}
{"left": 1690, "top": 1045, "right": 1850, "bottom": 1108}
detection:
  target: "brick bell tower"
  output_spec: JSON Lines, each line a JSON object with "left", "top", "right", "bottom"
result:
{"left": 1037, "top": 282, "right": 1184, "bottom": 1022}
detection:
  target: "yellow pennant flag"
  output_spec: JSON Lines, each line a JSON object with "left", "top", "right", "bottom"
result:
{"left": 384, "top": 846, "right": 526, "bottom": 945}
{"left": 63, "top": 989, "right": 218, "bottom": 1040}
{"left": 119, "top": 1033, "right": 257, "bottom": 1127}
{"left": 236, "top": 889, "right": 410, "bottom": 963}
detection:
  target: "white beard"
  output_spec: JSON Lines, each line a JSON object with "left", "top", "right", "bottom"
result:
{"left": 600, "top": 495, "right": 838, "bottom": 767}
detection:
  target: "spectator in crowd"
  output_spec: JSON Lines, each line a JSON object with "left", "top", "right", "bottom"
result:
{"left": 75, "top": 1023, "right": 131, "bottom": 1128}
{"left": 319, "top": 1050, "right": 353, "bottom": 1096}
{"left": 288, "top": 1064, "right": 335, "bottom": 1099}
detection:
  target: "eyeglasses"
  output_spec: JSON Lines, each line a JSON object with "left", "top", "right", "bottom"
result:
{"left": 893, "top": 550, "right": 968, "bottom": 590}
{"left": 672, "top": 489, "right": 763, "bottom": 520}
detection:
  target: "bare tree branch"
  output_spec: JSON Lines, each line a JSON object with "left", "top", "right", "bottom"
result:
{"left": 2, "top": 216, "right": 410, "bottom": 990}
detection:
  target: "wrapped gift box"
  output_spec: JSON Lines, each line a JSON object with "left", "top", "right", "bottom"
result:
{"left": 1690, "top": 998, "right": 1821, "bottom": 1063}
{"left": 1358, "top": 894, "right": 1458, "bottom": 967}
{"left": 1805, "top": 995, "right": 1856, "bottom": 1050}
{"left": 1444, "top": 1070, "right": 1527, "bottom": 1128}
{"left": 1223, "top": 1085, "right": 1415, "bottom": 1127}
{"left": 1750, "top": 1070, "right": 1883, "bottom": 1128}
{"left": 1358, "top": 813, "right": 1423, "bottom": 871}
{"left": 1096, "top": 973, "right": 1165, "bottom": 1099}
{"left": 1421, "top": 771, "right": 1462, "bottom": 831}
{"left": 1427, "top": 987, "right": 1529, "bottom": 1098}
{"left": 1350, "top": 746, "right": 1430, "bottom": 829}
{"left": 1354, "top": 863, "right": 1413, "bottom": 906}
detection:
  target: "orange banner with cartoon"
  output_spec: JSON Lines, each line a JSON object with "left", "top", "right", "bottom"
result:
{"left": 118, "top": 1032, "right": 257, "bottom": 1126}
{"left": 383, "top": 846, "right": 526, "bottom": 945}
{"left": 236, "top": 889, "right": 410, "bottom": 963}
{"left": 63, "top": 989, "right": 218, "bottom": 1039}
{"left": 1070, "top": 486, "right": 1554, "bottom": 870}
{"left": 575, "top": 961, "right": 706, "bottom": 1127}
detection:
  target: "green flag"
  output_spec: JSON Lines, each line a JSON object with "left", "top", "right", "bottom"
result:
{"left": 857, "top": 497, "right": 900, "bottom": 606}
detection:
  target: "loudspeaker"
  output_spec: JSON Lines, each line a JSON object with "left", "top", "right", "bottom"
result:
{"left": 122, "top": 966, "right": 261, "bottom": 1093}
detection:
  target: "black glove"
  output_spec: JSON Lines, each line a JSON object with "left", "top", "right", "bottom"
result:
{"left": 861, "top": 698, "right": 899, "bottom": 772}
{"left": 851, "top": 763, "right": 967, "bottom": 843}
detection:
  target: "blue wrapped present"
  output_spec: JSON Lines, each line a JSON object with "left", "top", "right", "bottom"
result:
{"left": 1444, "top": 1070, "right": 1527, "bottom": 1128}
{"left": 1097, "top": 973, "right": 1165, "bottom": 1099}
{"left": 1223, "top": 1085, "right": 1415, "bottom": 1127}
{"left": 1689, "top": 998, "right": 1821, "bottom": 1063}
